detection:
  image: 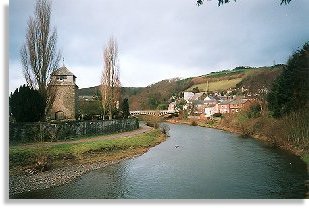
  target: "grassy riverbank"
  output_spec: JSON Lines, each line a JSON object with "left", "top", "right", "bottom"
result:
{"left": 10, "top": 129, "right": 165, "bottom": 176}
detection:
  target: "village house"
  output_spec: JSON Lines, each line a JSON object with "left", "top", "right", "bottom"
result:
{"left": 183, "top": 91, "right": 207, "bottom": 111}
{"left": 183, "top": 91, "right": 205, "bottom": 102}
{"left": 78, "top": 95, "right": 99, "bottom": 101}
{"left": 204, "top": 104, "right": 218, "bottom": 118}
{"left": 203, "top": 96, "right": 218, "bottom": 106}
{"left": 180, "top": 90, "right": 253, "bottom": 119}
{"left": 168, "top": 102, "right": 176, "bottom": 111}
{"left": 48, "top": 65, "right": 78, "bottom": 120}
{"left": 183, "top": 92, "right": 195, "bottom": 102}
{"left": 218, "top": 100, "right": 231, "bottom": 114}
{"left": 192, "top": 100, "right": 205, "bottom": 115}
{"left": 229, "top": 99, "right": 251, "bottom": 113}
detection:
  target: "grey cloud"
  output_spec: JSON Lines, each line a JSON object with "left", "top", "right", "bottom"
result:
{"left": 9, "top": 0, "right": 309, "bottom": 91}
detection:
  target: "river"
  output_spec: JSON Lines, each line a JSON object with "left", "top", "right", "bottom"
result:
{"left": 14, "top": 123, "right": 307, "bottom": 199}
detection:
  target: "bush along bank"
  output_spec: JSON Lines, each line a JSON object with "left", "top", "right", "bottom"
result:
{"left": 216, "top": 107, "right": 309, "bottom": 164}
{"left": 167, "top": 107, "right": 308, "bottom": 165}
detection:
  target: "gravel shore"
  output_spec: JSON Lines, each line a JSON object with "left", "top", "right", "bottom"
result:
{"left": 9, "top": 155, "right": 141, "bottom": 197}
{"left": 9, "top": 124, "right": 154, "bottom": 197}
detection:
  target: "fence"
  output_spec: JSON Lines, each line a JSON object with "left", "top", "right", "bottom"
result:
{"left": 9, "top": 118, "right": 139, "bottom": 144}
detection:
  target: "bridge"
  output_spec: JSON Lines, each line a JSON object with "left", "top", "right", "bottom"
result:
{"left": 130, "top": 110, "right": 176, "bottom": 117}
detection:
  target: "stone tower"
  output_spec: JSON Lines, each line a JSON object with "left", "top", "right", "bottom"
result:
{"left": 48, "top": 66, "right": 78, "bottom": 120}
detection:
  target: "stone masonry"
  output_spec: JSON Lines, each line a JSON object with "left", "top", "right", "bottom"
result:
{"left": 48, "top": 66, "right": 78, "bottom": 120}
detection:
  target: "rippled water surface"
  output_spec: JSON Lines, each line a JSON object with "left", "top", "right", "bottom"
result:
{"left": 15, "top": 124, "right": 307, "bottom": 199}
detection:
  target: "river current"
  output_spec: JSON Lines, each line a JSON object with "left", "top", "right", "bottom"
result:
{"left": 15, "top": 123, "right": 308, "bottom": 199}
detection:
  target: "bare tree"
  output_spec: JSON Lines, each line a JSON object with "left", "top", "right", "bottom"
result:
{"left": 100, "top": 37, "right": 121, "bottom": 120}
{"left": 20, "top": 0, "right": 61, "bottom": 119}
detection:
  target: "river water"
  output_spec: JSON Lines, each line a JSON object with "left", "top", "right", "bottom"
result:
{"left": 15, "top": 123, "right": 307, "bottom": 199}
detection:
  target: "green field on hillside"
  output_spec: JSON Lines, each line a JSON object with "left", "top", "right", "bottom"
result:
{"left": 187, "top": 78, "right": 242, "bottom": 92}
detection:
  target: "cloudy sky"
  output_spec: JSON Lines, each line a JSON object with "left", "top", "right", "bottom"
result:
{"left": 9, "top": 0, "right": 309, "bottom": 92}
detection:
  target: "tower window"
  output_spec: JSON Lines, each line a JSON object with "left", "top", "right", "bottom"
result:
{"left": 57, "top": 75, "right": 67, "bottom": 80}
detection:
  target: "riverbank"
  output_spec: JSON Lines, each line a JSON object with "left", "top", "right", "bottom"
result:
{"left": 9, "top": 126, "right": 167, "bottom": 196}
{"left": 168, "top": 117, "right": 309, "bottom": 198}
{"left": 167, "top": 118, "right": 309, "bottom": 165}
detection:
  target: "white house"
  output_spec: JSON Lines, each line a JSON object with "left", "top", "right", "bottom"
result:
{"left": 168, "top": 102, "right": 176, "bottom": 111}
{"left": 183, "top": 92, "right": 194, "bottom": 102}
{"left": 203, "top": 96, "right": 218, "bottom": 106}
{"left": 204, "top": 104, "right": 219, "bottom": 118}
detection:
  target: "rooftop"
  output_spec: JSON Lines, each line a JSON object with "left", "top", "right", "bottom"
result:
{"left": 229, "top": 99, "right": 249, "bottom": 105}
{"left": 52, "top": 66, "right": 76, "bottom": 77}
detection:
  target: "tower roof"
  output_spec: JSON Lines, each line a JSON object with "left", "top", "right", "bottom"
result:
{"left": 52, "top": 66, "right": 76, "bottom": 77}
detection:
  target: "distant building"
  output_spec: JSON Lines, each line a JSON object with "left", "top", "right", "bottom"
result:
{"left": 215, "top": 98, "right": 251, "bottom": 114}
{"left": 48, "top": 66, "right": 78, "bottom": 120}
{"left": 191, "top": 92, "right": 204, "bottom": 101}
{"left": 183, "top": 92, "right": 194, "bottom": 102}
{"left": 183, "top": 91, "right": 206, "bottom": 102}
{"left": 79, "top": 95, "right": 98, "bottom": 101}
{"left": 204, "top": 105, "right": 218, "bottom": 118}
{"left": 203, "top": 96, "right": 218, "bottom": 106}
{"left": 218, "top": 100, "right": 231, "bottom": 114}
{"left": 192, "top": 100, "right": 206, "bottom": 115}
{"left": 168, "top": 102, "right": 176, "bottom": 111}
{"left": 229, "top": 99, "right": 251, "bottom": 113}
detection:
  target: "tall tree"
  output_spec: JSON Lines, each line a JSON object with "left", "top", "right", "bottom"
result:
{"left": 267, "top": 42, "right": 309, "bottom": 118}
{"left": 121, "top": 98, "right": 130, "bottom": 119}
{"left": 20, "top": 0, "right": 61, "bottom": 119}
{"left": 100, "top": 37, "right": 121, "bottom": 120}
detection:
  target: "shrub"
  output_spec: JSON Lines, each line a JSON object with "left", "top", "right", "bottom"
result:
{"left": 213, "top": 113, "right": 222, "bottom": 117}
{"left": 190, "top": 120, "right": 198, "bottom": 126}
{"left": 121, "top": 98, "right": 130, "bottom": 119}
{"left": 33, "top": 155, "right": 52, "bottom": 172}
{"left": 159, "top": 123, "right": 170, "bottom": 136}
{"left": 280, "top": 110, "right": 309, "bottom": 147}
{"left": 247, "top": 103, "right": 261, "bottom": 118}
{"left": 141, "top": 115, "right": 162, "bottom": 129}
{"left": 9, "top": 85, "right": 46, "bottom": 122}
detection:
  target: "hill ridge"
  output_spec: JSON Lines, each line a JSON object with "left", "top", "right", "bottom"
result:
{"left": 78, "top": 65, "right": 284, "bottom": 110}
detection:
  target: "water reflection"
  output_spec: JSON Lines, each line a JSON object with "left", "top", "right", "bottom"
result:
{"left": 13, "top": 123, "right": 307, "bottom": 199}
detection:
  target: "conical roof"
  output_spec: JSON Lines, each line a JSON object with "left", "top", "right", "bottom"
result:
{"left": 52, "top": 66, "right": 75, "bottom": 77}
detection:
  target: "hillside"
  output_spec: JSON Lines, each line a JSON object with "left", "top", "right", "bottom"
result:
{"left": 186, "top": 65, "right": 284, "bottom": 93}
{"left": 78, "top": 65, "right": 283, "bottom": 111}
{"left": 236, "top": 66, "right": 283, "bottom": 93}
{"left": 187, "top": 78, "right": 243, "bottom": 92}
{"left": 78, "top": 86, "right": 144, "bottom": 100}
{"left": 129, "top": 78, "right": 193, "bottom": 110}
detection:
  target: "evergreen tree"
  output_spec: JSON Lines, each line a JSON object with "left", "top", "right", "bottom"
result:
{"left": 268, "top": 42, "right": 309, "bottom": 118}
{"left": 192, "top": 87, "right": 200, "bottom": 93}
{"left": 9, "top": 85, "right": 46, "bottom": 122}
{"left": 121, "top": 98, "right": 130, "bottom": 119}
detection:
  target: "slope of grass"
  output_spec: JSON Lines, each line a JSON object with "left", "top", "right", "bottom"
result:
{"left": 9, "top": 129, "right": 163, "bottom": 170}
{"left": 187, "top": 78, "right": 242, "bottom": 92}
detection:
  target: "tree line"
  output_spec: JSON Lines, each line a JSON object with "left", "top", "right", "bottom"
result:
{"left": 267, "top": 43, "right": 309, "bottom": 118}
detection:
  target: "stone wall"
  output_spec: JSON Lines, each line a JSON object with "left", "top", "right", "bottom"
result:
{"left": 49, "top": 84, "right": 77, "bottom": 120}
{"left": 9, "top": 118, "right": 139, "bottom": 144}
